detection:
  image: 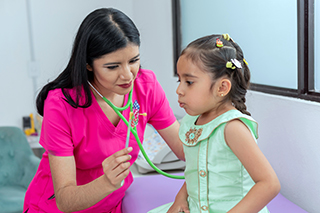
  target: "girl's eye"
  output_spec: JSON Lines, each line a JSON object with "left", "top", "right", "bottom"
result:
{"left": 177, "top": 79, "right": 181, "bottom": 83}
{"left": 186, "top": 81, "right": 193, "bottom": 85}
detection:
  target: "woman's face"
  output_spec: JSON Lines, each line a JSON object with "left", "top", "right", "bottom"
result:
{"left": 87, "top": 43, "right": 140, "bottom": 98}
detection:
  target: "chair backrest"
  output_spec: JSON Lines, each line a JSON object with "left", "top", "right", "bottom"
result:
{"left": 0, "top": 126, "right": 37, "bottom": 187}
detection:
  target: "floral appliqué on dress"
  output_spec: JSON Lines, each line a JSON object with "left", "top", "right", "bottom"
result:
{"left": 185, "top": 128, "right": 203, "bottom": 145}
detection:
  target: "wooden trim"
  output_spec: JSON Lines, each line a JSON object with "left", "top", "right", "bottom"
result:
{"left": 249, "top": 83, "right": 299, "bottom": 98}
{"left": 307, "top": 0, "right": 315, "bottom": 90}
{"left": 250, "top": 83, "right": 320, "bottom": 102}
{"left": 297, "top": 0, "right": 307, "bottom": 94}
{"left": 172, "top": 0, "right": 181, "bottom": 76}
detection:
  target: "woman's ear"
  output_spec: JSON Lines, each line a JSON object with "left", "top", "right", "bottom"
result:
{"left": 218, "top": 78, "right": 231, "bottom": 97}
{"left": 86, "top": 64, "right": 93, "bottom": 71}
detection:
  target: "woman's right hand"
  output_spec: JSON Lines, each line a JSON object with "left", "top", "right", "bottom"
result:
{"left": 102, "top": 147, "right": 133, "bottom": 190}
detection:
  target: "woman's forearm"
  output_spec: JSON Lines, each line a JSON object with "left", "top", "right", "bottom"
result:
{"left": 51, "top": 148, "right": 132, "bottom": 212}
{"left": 157, "top": 120, "right": 185, "bottom": 161}
{"left": 55, "top": 174, "right": 116, "bottom": 212}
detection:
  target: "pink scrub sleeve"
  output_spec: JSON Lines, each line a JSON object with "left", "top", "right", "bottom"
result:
{"left": 40, "top": 91, "right": 74, "bottom": 156}
{"left": 141, "top": 69, "right": 176, "bottom": 130}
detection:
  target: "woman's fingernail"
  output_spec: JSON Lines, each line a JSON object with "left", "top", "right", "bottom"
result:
{"left": 127, "top": 147, "right": 133, "bottom": 152}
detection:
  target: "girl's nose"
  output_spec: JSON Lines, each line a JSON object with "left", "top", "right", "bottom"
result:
{"left": 176, "top": 83, "right": 183, "bottom": 96}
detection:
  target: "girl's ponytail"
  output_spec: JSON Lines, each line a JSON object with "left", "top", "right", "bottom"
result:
{"left": 229, "top": 67, "right": 251, "bottom": 116}
{"left": 228, "top": 38, "right": 251, "bottom": 115}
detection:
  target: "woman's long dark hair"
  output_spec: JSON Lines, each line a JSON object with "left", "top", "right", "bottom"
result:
{"left": 36, "top": 8, "right": 140, "bottom": 116}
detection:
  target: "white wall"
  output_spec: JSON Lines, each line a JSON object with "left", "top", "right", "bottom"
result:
{"left": 0, "top": 1, "right": 34, "bottom": 126}
{"left": 131, "top": 0, "right": 183, "bottom": 116}
{"left": 246, "top": 91, "right": 319, "bottom": 213}
{"left": 0, "top": 0, "right": 182, "bottom": 127}
{"left": 0, "top": 0, "right": 133, "bottom": 127}
{"left": 1, "top": 1, "right": 318, "bottom": 212}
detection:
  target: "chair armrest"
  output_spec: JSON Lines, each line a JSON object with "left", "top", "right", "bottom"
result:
{"left": 20, "top": 155, "right": 40, "bottom": 188}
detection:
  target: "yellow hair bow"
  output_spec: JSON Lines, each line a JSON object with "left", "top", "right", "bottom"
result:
{"left": 222, "top": 33, "right": 231, "bottom": 41}
{"left": 226, "top": 59, "right": 242, "bottom": 70}
{"left": 226, "top": 61, "right": 235, "bottom": 69}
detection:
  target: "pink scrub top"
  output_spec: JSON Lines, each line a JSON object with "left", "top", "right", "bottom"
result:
{"left": 23, "top": 69, "right": 176, "bottom": 213}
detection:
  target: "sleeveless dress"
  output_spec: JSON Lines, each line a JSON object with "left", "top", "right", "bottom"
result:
{"left": 148, "top": 110, "right": 269, "bottom": 213}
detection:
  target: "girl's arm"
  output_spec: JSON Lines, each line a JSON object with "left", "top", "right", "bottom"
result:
{"left": 49, "top": 147, "right": 132, "bottom": 212}
{"left": 157, "top": 120, "right": 185, "bottom": 161}
{"left": 225, "top": 119, "right": 281, "bottom": 213}
{"left": 167, "top": 182, "right": 190, "bottom": 213}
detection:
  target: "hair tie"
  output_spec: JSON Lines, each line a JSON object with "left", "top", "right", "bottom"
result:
{"left": 216, "top": 38, "right": 223, "bottom": 48}
{"left": 226, "top": 59, "right": 242, "bottom": 70}
{"left": 222, "top": 33, "right": 231, "bottom": 41}
{"left": 243, "top": 58, "right": 248, "bottom": 65}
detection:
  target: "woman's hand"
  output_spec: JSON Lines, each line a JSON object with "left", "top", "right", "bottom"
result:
{"left": 50, "top": 147, "right": 133, "bottom": 212}
{"left": 102, "top": 147, "right": 133, "bottom": 190}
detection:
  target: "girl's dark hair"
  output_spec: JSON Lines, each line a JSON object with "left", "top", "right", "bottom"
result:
{"left": 181, "top": 34, "right": 251, "bottom": 115}
{"left": 36, "top": 8, "right": 140, "bottom": 116}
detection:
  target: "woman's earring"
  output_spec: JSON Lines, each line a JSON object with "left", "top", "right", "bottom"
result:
{"left": 220, "top": 93, "right": 224, "bottom": 97}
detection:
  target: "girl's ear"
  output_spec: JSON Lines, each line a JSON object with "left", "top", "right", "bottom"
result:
{"left": 218, "top": 78, "right": 232, "bottom": 97}
{"left": 86, "top": 64, "right": 93, "bottom": 71}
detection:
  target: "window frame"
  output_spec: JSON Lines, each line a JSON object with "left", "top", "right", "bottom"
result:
{"left": 172, "top": 0, "right": 320, "bottom": 102}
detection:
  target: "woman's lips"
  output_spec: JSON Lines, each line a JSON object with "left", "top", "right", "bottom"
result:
{"left": 118, "top": 81, "right": 132, "bottom": 88}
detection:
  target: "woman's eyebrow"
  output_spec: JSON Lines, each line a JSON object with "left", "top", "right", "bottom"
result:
{"left": 103, "top": 54, "right": 140, "bottom": 66}
{"left": 131, "top": 54, "right": 140, "bottom": 60}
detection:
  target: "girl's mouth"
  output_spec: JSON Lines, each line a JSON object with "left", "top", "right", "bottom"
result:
{"left": 178, "top": 101, "right": 185, "bottom": 108}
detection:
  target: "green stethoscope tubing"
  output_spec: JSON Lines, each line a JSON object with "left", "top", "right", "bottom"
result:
{"left": 102, "top": 85, "right": 185, "bottom": 179}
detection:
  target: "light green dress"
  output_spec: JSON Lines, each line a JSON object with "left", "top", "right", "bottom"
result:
{"left": 148, "top": 110, "right": 269, "bottom": 213}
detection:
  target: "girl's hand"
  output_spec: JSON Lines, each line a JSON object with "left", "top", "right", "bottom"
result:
{"left": 102, "top": 147, "right": 133, "bottom": 190}
{"left": 167, "top": 199, "right": 190, "bottom": 213}
{"left": 167, "top": 182, "right": 190, "bottom": 213}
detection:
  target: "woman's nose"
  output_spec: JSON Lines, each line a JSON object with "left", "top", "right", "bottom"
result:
{"left": 120, "top": 65, "right": 132, "bottom": 80}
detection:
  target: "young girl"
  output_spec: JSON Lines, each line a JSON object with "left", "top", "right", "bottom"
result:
{"left": 149, "top": 34, "right": 280, "bottom": 213}
{"left": 23, "top": 8, "right": 183, "bottom": 213}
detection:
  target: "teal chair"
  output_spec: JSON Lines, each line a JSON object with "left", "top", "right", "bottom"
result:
{"left": 0, "top": 126, "right": 40, "bottom": 213}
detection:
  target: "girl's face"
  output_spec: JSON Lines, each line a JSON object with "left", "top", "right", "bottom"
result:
{"left": 87, "top": 43, "right": 140, "bottom": 98}
{"left": 176, "top": 55, "right": 222, "bottom": 117}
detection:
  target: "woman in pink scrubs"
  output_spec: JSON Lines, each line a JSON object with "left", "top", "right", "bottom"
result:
{"left": 23, "top": 8, "right": 184, "bottom": 213}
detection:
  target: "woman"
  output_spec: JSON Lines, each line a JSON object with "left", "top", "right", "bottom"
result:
{"left": 23, "top": 8, "right": 183, "bottom": 213}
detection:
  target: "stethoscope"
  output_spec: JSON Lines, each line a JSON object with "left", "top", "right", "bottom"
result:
{"left": 88, "top": 81, "right": 184, "bottom": 179}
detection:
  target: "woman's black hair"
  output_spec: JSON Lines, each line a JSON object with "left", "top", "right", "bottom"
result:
{"left": 36, "top": 8, "right": 140, "bottom": 116}
{"left": 181, "top": 34, "right": 251, "bottom": 115}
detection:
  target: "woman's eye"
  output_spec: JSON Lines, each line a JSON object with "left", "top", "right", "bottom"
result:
{"left": 186, "top": 81, "right": 193, "bottom": 85}
{"left": 177, "top": 79, "right": 181, "bottom": 83}
{"left": 130, "top": 58, "right": 140, "bottom": 63}
{"left": 107, "top": 65, "right": 118, "bottom": 70}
